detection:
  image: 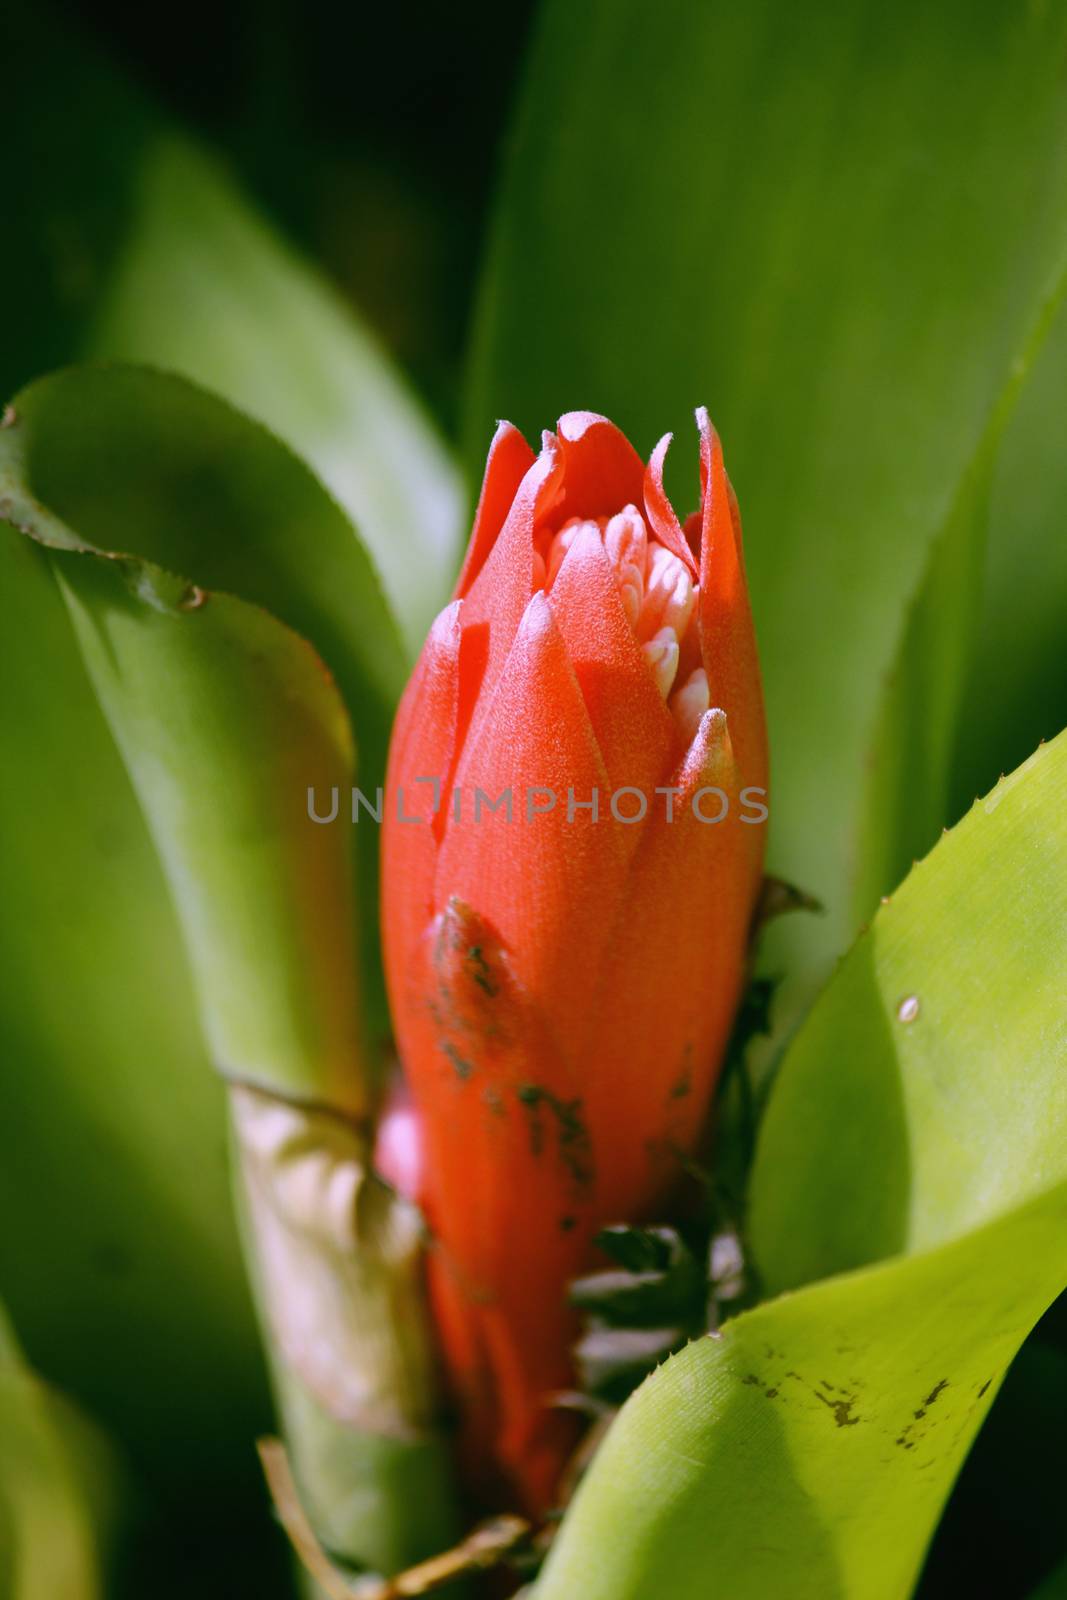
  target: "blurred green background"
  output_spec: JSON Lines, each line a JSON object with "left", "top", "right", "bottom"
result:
{"left": 2, "top": 0, "right": 1064, "bottom": 1595}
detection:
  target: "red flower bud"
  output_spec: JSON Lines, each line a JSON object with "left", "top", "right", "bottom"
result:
{"left": 381, "top": 410, "right": 767, "bottom": 1512}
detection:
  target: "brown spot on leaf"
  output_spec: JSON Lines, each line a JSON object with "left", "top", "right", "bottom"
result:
{"left": 815, "top": 1391, "right": 859, "bottom": 1428}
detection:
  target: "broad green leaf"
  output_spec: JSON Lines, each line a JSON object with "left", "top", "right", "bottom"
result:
{"left": 467, "top": 0, "right": 1067, "bottom": 1019}
{"left": 0, "top": 1307, "right": 109, "bottom": 1600}
{"left": 917, "top": 1331, "right": 1067, "bottom": 1598}
{"left": 1, "top": 364, "right": 405, "bottom": 1055}
{"left": 84, "top": 137, "right": 462, "bottom": 657}
{"left": 951, "top": 293, "right": 1067, "bottom": 817}
{"left": 535, "top": 732, "right": 1067, "bottom": 1600}
{"left": 538, "top": 1192, "right": 1065, "bottom": 1600}
{"left": 850, "top": 447, "right": 991, "bottom": 926}
{"left": 750, "top": 739, "right": 1067, "bottom": 1290}
{"left": 854, "top": 271, "right": 1067, "bottom": 920}
{"left": 0, "top": 367, "right": 458, "bottom": 1574}
{"left": 3, "top": 8, "right": 462, "bottom": 654}
{"left": 0, "top": 528, "right": 269, "bottom": 1497}
{"left": 55, "top": 558, "right": 364, "bottom": 1110}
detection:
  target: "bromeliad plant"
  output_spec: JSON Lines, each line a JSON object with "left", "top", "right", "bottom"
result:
{"left": 3, "top": 1, "right": 1067, "bottom": 1597}
{"left": 4, "top": 365, "right": 1066, "bottom": 1600}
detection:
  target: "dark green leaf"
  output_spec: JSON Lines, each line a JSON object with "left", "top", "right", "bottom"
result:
{"left": 3, "top": 8, "right": 462, "bottom": 654}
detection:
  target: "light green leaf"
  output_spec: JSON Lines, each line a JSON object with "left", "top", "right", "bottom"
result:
{"left": 750, "top": 739, "right": 1067, "bottom": 1290}
{"left": 467, "top": 0, "right": 1067, "bottom": 1017}
{"left": 539, "top": 1192, "right": 1065, "bottom": 1600}
{"left": 1, "top": 363, "right": 400, "bottom": 1104}
{"left": 535, "top": 732, "right": 1067, "bottom": 1600}
{"left": 0, "top": 1307, "right": 110, "bottom": 1600}
{"left": 3, "top": 9, "right": 462, "bottom": 654}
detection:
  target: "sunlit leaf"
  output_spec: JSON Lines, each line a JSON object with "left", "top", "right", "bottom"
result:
{"left": 2, "top": 364, "right": 405, "bottom": 1044}
{"left": 534, "top": 732, "right": 1067, "bottom": 1599}
{"left": 750, "top": 740, "right": 1067, "bottom": 1290}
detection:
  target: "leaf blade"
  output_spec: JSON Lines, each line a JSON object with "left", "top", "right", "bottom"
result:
{"left": 535, "top": 731, "right": 1067, "bottom": 1599}
{"left": 467, "top": 0, "right": 1067, "bottom": 1018}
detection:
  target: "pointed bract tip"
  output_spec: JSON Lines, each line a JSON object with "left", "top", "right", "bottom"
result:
{"left": 696, "top": 705, "right": 732, "bottom": 759}
{"left": 557, "top": 410, "right": 611, "bottom": 443}
{"left": 519, "top": 585, "right": 555, "bottom": 637}
{"left": 644, "top": 428, "right": 699, "bottom": 579}
{"left": 427, "top": 596, "right": 463, "bottom": 646}
{"left": 694, "top": 406, "right": 723, "bottom": 475}
{"left": 488, "top": 417, "right": 528, "bottom": 452}
{"left": 539, "top": 430, "right": 566, "bottom": 477}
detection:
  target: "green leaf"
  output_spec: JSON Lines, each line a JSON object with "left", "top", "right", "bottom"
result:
{"left": 0, "top": 1307, "right": 110, "bottom": 1600}
{"left": 749, "top": 738, "right": 1067, "bottom": 1291}
{"left": 3, "top": 8, "right": 462, "bottom": 655}
{"left": 854, "top": 270, "right": 1067, "bottom": 920}
{"left": 951, "top": 294, "right": 1067, "bottom": 818}
{"left": 83, "top": 137, "right": 462, "bottom": 657}
{"left": 0, "top": 527, "right": 269, "bottom": 1497}
{"left": 538, "top": 1194, "right": 1065, "bottom": 1600}
{"left": 919, "top": 1331, "right": 1067, "bottom": 1597}
{"left": 534, "top": 732, "right": 1067, "bottom": 1600}
{"left": 0, "top": 367, "right": 459, "bottom": 1575}
{"left": 467, "top": 0, "right": 1067, "bottom": 1018}
{"left": 1, "top": 363, "right": 401, "bottom": 1104}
